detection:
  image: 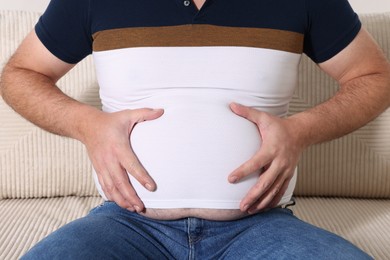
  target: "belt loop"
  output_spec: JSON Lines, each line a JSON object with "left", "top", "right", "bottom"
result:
{"left": 283, "top": 197, "right": 296, "bottom": 209}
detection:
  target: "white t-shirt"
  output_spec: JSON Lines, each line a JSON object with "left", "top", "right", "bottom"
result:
{"left": 92, "top": 46, "right": 300, "bottom": 209}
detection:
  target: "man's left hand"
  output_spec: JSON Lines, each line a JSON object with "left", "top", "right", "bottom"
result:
{"left": 228, "top": 103, "right": 304, "bottom": 214}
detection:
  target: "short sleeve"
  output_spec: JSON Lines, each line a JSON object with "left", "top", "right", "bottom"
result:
{"left": 303, "top": 0, "right": 361, "bottom": 63}
{"left": 35, "top": 0, "right": 92, "bottom": 64}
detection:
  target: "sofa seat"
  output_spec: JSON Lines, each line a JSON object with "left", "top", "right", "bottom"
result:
{"left": 0, "top": 197, "right": 103, "bottom": 260}
{"left": 294, "top": 197, "right": 390, "bottom": 259}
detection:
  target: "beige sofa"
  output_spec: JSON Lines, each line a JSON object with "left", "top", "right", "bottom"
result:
{"left": 1, "top": 10, "right": 389, "bottom": 260}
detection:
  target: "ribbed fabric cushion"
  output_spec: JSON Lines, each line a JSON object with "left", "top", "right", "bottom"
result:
{"left": 0, "top": 196, "right": 102, "bottom": 260}
{"left": 0, "top": 10, "right": 100, "bottom": 199}
{"left": 291, "top": 13, "right": 390, "bottom": 198}
{"left": 294, "top": 197, "right": 390, "bottom": 260}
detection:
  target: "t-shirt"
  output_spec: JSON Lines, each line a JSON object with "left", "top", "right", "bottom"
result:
{"left": 35, "top": 0, "right": 361, "bottom": 209}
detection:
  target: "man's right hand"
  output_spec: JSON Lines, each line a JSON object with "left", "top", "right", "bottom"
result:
{"left": 81, "top": 108, "right": 164, "bottom": 213}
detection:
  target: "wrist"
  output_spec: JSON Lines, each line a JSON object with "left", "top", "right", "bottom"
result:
{"left": 285, "top": 114, "right": 314, "bottom": 150}
{"left": 71, "top": 105, "right": 105, "bottom": 144}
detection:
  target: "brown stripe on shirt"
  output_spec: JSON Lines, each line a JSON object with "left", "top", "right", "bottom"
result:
{"left": 93, "top": 24, "right": 303, "bottom": 54}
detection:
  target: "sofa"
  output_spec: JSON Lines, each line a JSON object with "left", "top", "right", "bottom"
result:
{"left": 0, "top": 10, "right": 389, "bottom": 260}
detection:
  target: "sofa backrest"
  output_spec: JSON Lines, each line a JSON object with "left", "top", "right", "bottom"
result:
{"left": 1, "top": 10, "right": 390, "bottom": 200}
{"left": 0, "top": 11, "right": 99, "bottom": 199}
{"left": 292, "top": 13, "right": 390, "bottom": 198}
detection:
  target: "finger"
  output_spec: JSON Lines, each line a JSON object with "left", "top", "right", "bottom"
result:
{"left": 229, "top": 102, "right": 264, "bottom": 124}
{"left": 96, "top": 171, "right": 112, "bottom": 200}
{"left": 119, "top": 143, "right": 157, "bottom": 192}
{"left": 128, "top": 108, "right": 164, "bottom": 125}
{"left": 240, "top": 176, "right": 276, "bottom": 212}
{"left": 92, "top": 159, "right": 114, "bottom": 202}
{"left": 93, "top": 153, "right": 136, "bottom": 209}
{"left": 108, "top": 162, "right": 145, "bottom": 212}
{"left": 91, "top": 152, "right": 142, "bottom": 212}
{"left": 228, "top": 149, "right": 272, "bottom": 184}
{"left": 247, "top": 176, "right": 290, "bottom": 214}
{"left": 99, "top": 169, "right": 132, "bottom": 209}
{"left": 239, "top": 163, "right": 280, "bottom": 212}
{"left": 268, "top": 178, "right": 291, "bottom": 208}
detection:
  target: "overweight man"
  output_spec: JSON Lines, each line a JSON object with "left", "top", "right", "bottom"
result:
{"left": 1, "top": 0, "right": 390, "bottom": 259}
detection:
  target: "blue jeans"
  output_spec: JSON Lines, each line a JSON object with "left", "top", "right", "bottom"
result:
{"left": 22, "top": 202, "right": 372, "bottom": 260}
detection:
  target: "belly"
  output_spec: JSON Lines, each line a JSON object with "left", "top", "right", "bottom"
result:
{"left": 139, "top": 208, "right": 249, "bottom": 221}
{"left": 129, "top": 93, "right": 262, "bottom": 211}
{"left": 93, "top": 92, "right": 297, "bottom": 220}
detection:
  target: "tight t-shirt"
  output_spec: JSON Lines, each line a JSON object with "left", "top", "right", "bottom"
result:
{"left": 35, "top": 0, "right": 361, "bottom": 209}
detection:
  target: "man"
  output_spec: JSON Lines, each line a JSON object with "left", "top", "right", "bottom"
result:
{"left": 1, "top": 0, "right": 389, "bottom": 258}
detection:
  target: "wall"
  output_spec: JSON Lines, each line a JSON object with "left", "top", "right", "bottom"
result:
{"left": 1, "top": 0, "right": 390, "bottom": 13}
{"left": 350, "top": 0, "right": 390, "bottom": 13}
{"left": 0, "top": 0, "right": 49, "bottom": 12}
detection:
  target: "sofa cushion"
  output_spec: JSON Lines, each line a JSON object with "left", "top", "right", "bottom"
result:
{"left": 0, "top": 196, "right": 102, "bottom": 260}
{"left": 291, "top": 13, "right": 390, "bottom": 198}
{"left": 294, "top": 197, "right": 390, "bottom": 260}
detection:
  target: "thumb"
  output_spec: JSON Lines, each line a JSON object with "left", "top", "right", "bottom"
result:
{"left": 127, "top": 108, "right": 164, "bottom": 123}
{"left": 230, "top": 103, "right": 264, "bottom": 124}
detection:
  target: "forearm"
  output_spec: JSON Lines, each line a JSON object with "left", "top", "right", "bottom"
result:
{"left": 0, "top": 63, "right": 100, "bottom": 142}
{"left": 289, "top": 72, "right": 390, "bottom": 148}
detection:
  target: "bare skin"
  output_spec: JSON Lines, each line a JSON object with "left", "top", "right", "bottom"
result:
{"left": 1, "top": 10, "right": 390, "bottom": 220}
{"left": 193, "top": 0, "right": 206, "bottom": 10}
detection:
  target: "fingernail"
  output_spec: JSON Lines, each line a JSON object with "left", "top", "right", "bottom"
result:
{"left": 134, "top": 205, "right": 141, "bottom": 213}
{"left": 145, "top": 183, "right": 154, "bottom": 191}
{"left": 229, "top": 176, "right": 238, "bottom": 183}
{"left": 242, "top": 204, "right": 249, "bottom": 212}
